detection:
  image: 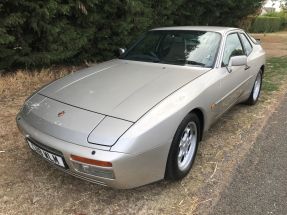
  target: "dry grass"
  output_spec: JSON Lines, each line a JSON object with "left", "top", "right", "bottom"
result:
{"left": 0, "top": 34, "right": 287, "bottom": 215}
{"left": 251, "top": 31, "right": 287, "bottom": 58}
{"left": 0, "top": 68, "right": 72, "bottom": 97}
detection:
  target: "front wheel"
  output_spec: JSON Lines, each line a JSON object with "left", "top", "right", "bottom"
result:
{"left": 245, "top": 70, "right": 263, "bottom": 106}
{"left": 165, "top": 113, "right": 201, "bottom": 180}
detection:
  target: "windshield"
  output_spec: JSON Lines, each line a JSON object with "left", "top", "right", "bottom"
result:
{"left": 120, "top": 30, "right": 221, "bottom": 68}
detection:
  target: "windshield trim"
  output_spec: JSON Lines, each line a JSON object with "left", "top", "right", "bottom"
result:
{"left": 119, "top": 30, "right": 222, "bottom": 68}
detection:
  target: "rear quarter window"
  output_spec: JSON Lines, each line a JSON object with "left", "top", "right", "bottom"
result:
{"left": 246, "top": 33, "right": 259, "bottom": 45}
{"left": 240, "top": 33, "right": 253, "bottom": 56}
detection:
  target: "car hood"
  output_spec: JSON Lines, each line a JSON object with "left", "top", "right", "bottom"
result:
{"left": 39, "top": 59, "right": 210, "bottom": 122}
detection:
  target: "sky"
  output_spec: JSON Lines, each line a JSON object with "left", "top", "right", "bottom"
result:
{"left": 264, "top": 0, "right": 282, "bottom": 11}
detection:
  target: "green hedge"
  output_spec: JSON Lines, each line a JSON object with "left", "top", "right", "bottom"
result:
{"left": 251, "top": 16, "right": 282, "bottom": 33}
{"left": 0, "top": 0, "right": 263, "bottom": 70}
{"left": 264, "top": 11, "right": 287, "bottom": 27}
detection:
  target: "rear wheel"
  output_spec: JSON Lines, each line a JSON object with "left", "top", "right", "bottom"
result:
{"left": 245, "top": 70, "right": 263, "bottom": 106}
{"left": 165, "top": 113, "right": 201, "bottom": 180}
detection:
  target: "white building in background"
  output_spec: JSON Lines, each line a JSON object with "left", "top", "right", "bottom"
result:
{"left": 261, "top": 0, "right": 282, "bottom": 14}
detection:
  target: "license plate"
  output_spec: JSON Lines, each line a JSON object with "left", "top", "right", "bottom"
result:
{"left": 27, "top": 140, "right": 67, "bottom": 168}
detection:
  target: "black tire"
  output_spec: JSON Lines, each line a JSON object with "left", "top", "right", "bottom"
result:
{"left": 165, "top": 112, "right": 201, "bottom": 180}
{"left": 245, "top": 70, "right": 263, "bottom": 106}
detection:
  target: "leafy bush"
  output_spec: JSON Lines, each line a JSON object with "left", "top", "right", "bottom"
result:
{"left": 250, "top": 11, "right": 287, "bottom": 33}
{"left": 264, "top": 11, "right": 287, "bottom": 28}
{"left": 238, "top": 16, "right": 257, "bottom": 32}
{"left": 251, "top": 16, "right": 282, "bottom": 33}
{"left": 0, "top": 0, "right": 264, "bottom": 70}
{"left": 0, "top": 0, "right": 153, "bottom": 70}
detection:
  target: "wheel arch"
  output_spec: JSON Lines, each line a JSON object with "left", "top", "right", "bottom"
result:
{"left": 189, "top": 108, "right": 205, "bottom": 141}
{"left": 260, "top": 65, "right": 265, "bottom": 75}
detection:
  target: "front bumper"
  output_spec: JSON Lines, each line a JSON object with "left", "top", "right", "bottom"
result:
{"left": 16, "top": 114, "right": 166, "bottom": 189}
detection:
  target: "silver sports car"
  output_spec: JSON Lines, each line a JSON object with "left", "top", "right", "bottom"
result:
{"left": 17, "top": 26, "right": 265, "bottom": 189}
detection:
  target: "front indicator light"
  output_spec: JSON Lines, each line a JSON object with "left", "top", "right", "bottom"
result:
{"left": 70, "top": 155, "right": 112, "bottom": 167}
{"left": 71, "top": 162, "right": 114, "bottom": 179}
{"left": 70, "top": 155, "right": 114, "bottom": 179}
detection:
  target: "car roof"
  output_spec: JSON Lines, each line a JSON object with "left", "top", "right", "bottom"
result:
{"left": 151, "top": 26, "right": 240, "bottom": 34}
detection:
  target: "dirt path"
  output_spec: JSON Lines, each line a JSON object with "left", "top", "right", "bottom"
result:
{"left": 0, "top": 33, "right": 287, "bottom": 215}
{"left": 252, "top": 31, "right": 287, "bottom": 57}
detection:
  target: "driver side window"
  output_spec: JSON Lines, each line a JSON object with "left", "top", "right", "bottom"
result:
{"left": 222, "top": 33, "right": 244, "bottom": 66}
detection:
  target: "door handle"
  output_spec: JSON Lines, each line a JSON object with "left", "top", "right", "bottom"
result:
{"left": 245, "top": 65, "right": 251, "bottom": 70}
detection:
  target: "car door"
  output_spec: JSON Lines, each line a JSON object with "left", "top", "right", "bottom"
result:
{"left": 238, "top": 32, "right": 259, "bottom": 94}
{"left": 216, "top": 32, "right": 250, "bottom": 115}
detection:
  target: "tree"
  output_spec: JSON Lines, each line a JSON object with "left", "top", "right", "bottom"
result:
{"left": 89, "top": 0, "right": 153, "bottom": 61}
{"left": 269, "top": 0, "right": 287, "bottom": 10}
{"left": 0, "top": 0, "right": 265, "bottom": 70}
{"left": 0, "top": 0, "right": 101, "bottom": 69}
{"left": 173, "top": 0, "right": 264, "bottom": 26}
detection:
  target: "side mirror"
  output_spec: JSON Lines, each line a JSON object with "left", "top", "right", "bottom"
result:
{"left": 118, "top": 48, "right": 126, "bottom": 56}
{"left": 227, "top": 55, "right": 247, "bottom": 73}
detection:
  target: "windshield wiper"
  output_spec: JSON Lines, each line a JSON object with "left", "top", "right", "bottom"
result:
{"left": 125, "top": 53, "right": 161, "bottom": 63}
{"left": 147, "top": 51, "right": 162, "bottom": 63}
{"left": 186, "top": 60, "right": 205, "bottom": 67}
{"left": 161, "top": 58, "right": 205, "bottom": 67}
{"left": 161, "top": 58, "right": 185, "bottom": 65}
